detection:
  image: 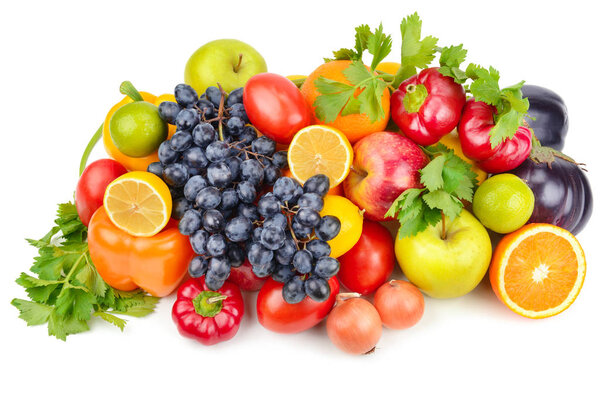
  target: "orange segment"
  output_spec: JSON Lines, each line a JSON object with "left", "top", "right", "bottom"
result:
{"left": 287, "top": 125, "right": 353, "bottom": 187}
{"left": 489, "top": 223, "right": 586, "bottom": 319}
{"left": 103, "top": 171, "right": 172, "bottom": 237}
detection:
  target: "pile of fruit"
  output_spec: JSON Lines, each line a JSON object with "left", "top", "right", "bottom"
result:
{"left": 12, "top": 13, "right": 591, "bottom": 353}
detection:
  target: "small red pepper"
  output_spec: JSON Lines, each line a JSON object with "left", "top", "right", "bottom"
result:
{"left": 390, "top": 67, "right": 466, "bottom": 146}
{"left": 458, "top": 99, "right": 532, "bottom": 173}
{"left": 172, "top": 277, "right": 244, "bottom": 346}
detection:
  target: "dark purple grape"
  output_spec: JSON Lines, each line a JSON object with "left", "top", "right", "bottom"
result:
{"left": 206, "top": 234, "right": 228, "bottom": 257}
{"left": 220, "top": 188, "right": 239, "bottom": 210}
{"left": 240, "top": 159, "right": 264, "bottom": 186}
{"left": 257, "top": 194, "right": 282, "bottom": 217}
{"left": 295, "top": 208, "right": 321, "bottom": 228}
{"left": 202, "top": 209, "right": 225, "bottom": 233}
{"left": 226, "top": 116, "right": 245, "bottom": 136}
{"left": 227, "top": 243, "right": 245, "bottom": 267}
{"left": 252, "top": 259, "right": 276, "bottom": 278}
{"left": 174, "top": 84, "right": 198, "bottom": 108}
{"left": 252, "top": 227, "right": 263, "bottom": 243}
{"left": 304, "top": 276, "right": 330, "bottom": 302}
{"left": 292, "top": 249, "right": 313, "bottom": 274}
{"left": 147, "top": 162, "right": 163, "bottom": 177}
{"left": 314, "top": 256, "right": 340, "bottom": 278}
{"left": 236, "top": 180, "right": 257, "bottom": 203}
{"left": 205, "top": 86, "right": 222, "bottom": 108}
{"left": 158, "top": 101, "right": 182, "bottom": 124}
{"left": 178, "top": 209, "right": 203, "bottom": 236}
{"left": 229, "top": 103, "right": 248, "bottom": 122}
{"left": 183, "top": 175, "right": 208, "bottom": 202}
{"left": 292, "top": 220, "right": 312, "bottom": 240}
{"left": 170, "top": 130, "right": 193, "bottom": 152}
{"left": 204, "top": 270, "right": 225, "bottom": 290}
{"left": 224, "top": 216, "right": 253, "bottom": 242}
{"left": 208, "top": 256, "right": 230, "bottom": 280}
{"left": 163, "top": 163, "right": 189, "bottom": 187}
{"left": 263, "top": 166, "right": 280, "bottom": 186}
{"left": 282, "top": 276, "right": 305, "bottom": 304}
{"left": 182, "top": 146, "right": 209, "bottom": 170}
{"left": 272, "top": 264, "right": 295, "bottom": 283}
{"left": 205, "top": 141, "right": 231, "bottom": 162}
{"left": 272, "top": 151, "right": 288, "bottom": 169}
{"left": 263, "top": 213, "right": 287, "bottom": 231}
{"left": 158, "top": 140, "right": 179, "bottom": 164}
{"left": 225, "top": 156, "right": 242, "bottom": 180}
{"left": 175, "top": 108, "right": 199, "bottom": 131}
{"left": 315, "top": 215, "right": 341, "bottom": 241}
{"left": 226, "top": 87, "right": 244, "bottom": 107}
{"left": 188, "top": 255, "right": 209, "bottom": 278}
{"left": 237, "top": 202, "right": 260, "bottom": 222}
{"left": 303, "top": 174, "right": 330, "bottom": 196}
{"left": 252, "top": 136, "right": 276, "bottom": 157}
{"left": 207, "top": 161, "right": 233, "bottom": 188}
{"left": 275, "top": 238, "right": 296, "bottom": 265}
{"left": 247, "top": 242, "right": 273, "bottom": 266}
{"left": 192, "top": 123, "right": 217, "bottom": 147}
{"left": 172, "top": 197, "right": 191, "bottom": 220}
{"left": 197, "top": 99, "right": 217, "bottom": 120}
{"left": 190, "top": 229, "right": 210, "bottom": 254}
{"left": 260, "top": 226, "right": 286, "bottom": 250}
{"left": 238, "top": 125, "right": 257, "bottom": 145}
{"left": 297, "top": 193, "right": 324, "bottom": 212}
{"left": 195, "top": 186, "right": 221, "bottom": 209}
{"left": 306, "top": 239, "right": 331, "bottom": 259}
{"left": 273, "top": 177, "right": 297, "bottom": 202}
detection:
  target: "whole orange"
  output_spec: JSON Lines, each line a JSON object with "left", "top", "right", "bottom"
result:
{"left": 301, "top": 60, "right": 390, "bottom": 143}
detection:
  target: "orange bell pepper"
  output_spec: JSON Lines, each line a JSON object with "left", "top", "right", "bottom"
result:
{"left": 87, "top": 206, "right": 193, "bottom": 297}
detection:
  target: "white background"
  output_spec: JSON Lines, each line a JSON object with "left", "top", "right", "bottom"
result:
{"left": 1, "top": 1, "right": 598, "bottom": 399}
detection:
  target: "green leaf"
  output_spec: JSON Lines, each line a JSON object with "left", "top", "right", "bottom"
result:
{"left": 326, "top": 48, "right": 357, "bottom": 62}
{"left": 489, "top": 108, "right": 522, "bottom": 148}
{"left": 48, "top": 311, "right": 89, "bottom": 341}
{"left": 94, "top": 311, "right": 127, "bottom": 331}
{"left": 11, "top": 299, "right": 53, "bottom": 326}
{"left": 467, "top": 64, "right": 501, "bottom": 106}
{"left": 400, "top": 13, "right": 439, "bottom": 69}
{"left": 75, "top": 262, "right": 109, "bottom": 298}
{"left": 55, "top": 288, "right": 96, "bottom": 320}
{"left": 423, "top": 207, "right": 442, "bottom": 227}
{"left": 354, "top": 24, "right": 372, "bottom": 59}
{"left": 439, "top": 44, "right": 468, "bottom": 83}
{"left": 422, "top": 190, "right": 463, "bottom": 219}
{"left": 356, "top": 79, "right": 387, "bottom": 122}
{"left": 343, "top": 61, "right": 373, "bottom": 84}
{"left": 397, "top": 204, "right": 428, "bottom": 239}
{"left": 367, "top": 23, "right": 393, "bottom": 69}
{"left": 313, "top": 77, "right": 355, "bottom": 123}
{"left": 420, "top": 155, "right": 446, "bottom": 191}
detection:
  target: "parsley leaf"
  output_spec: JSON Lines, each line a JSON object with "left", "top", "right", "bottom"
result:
{"left": 12, "top": 202, "right": 159, "bottom": 340}
{"left": 394, "top": 12, "right": 439, "bottom": 85}
{"left": 439, "top": 44, "right": 468, "bottom": 83}
{"left": 386, "top": 144, "right": 477, "bottom": 238}
{"left": 367, "top": 23, "right": 393, "bottom": 70}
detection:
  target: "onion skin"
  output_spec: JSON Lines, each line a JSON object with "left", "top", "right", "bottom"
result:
{"left": 326, "top": 295, "right": 382, "bottom": 355}
{"left": 374, "top": 280, "right": 424, "bottom": 330}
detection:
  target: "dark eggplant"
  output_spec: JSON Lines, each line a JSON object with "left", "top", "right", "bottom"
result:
{"left": 510, "top": 157, "right": 592, "bottom": 235}
{"left": 522, "top": 85, "right": 568, "bottom": 150}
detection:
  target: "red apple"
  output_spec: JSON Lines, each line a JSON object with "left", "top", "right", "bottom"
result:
{"left": 227, "top": 259, "right": 268, "bottom": 291}
{"left": 343, "top": 132, "right": 428, "bottom": 221}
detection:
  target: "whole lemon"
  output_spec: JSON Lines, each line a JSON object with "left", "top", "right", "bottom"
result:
{"left": 319, "top": 195, "right": 363, "bottom": 258}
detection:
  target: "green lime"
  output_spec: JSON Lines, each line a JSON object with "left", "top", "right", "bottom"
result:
{"left": 109, "top": 101, "right": 167, "bottom": 157}
{"left": 472, "top": 173, "right": 535, "bottom": 234}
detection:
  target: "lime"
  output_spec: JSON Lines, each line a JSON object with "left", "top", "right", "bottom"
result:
{"left": 109, "top": 101, "right": 168, "bottom": 157}
{"left": 472, "top": 173, "right": 534, "bottom": 234}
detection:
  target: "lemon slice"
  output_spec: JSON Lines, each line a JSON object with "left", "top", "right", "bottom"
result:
{"left": 103, "top": 171, "right": 172, "bottom": 237}
{"left": 287, "top": 125, "right": 353, "bottom": 187}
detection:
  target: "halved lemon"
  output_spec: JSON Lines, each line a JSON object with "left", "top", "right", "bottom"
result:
{"left": 103, "top": 171, "right": 172, "bottom": 237}
{"left": 287, "top": 125, "right": 353, "bottom": 188}
{"left": 489, "top": 223, "right": 586, "bottom": 319}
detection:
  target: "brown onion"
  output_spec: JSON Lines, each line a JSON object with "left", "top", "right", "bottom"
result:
{"left": 374, "top": 280, "right": 424, "bottom": 329}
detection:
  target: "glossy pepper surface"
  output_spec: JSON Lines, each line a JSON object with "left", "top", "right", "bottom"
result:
{"left": 172, "top": 277, "right": 244, "bottom": 345}
{"left": 391, "top": 67, "right": 466, "bottom": 146}
{"left": 87, "top": 206, "right": 193, "bottom": 297}
{"left": 458, "top": 99, "right": 532, "bottom": 173}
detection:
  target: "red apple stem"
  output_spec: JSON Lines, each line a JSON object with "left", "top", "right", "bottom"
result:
{"left": 350, "top": 166, "right": 367, "bottom": 178}
{"left": 233, "top": 54, "right": 243, "bottom": 73}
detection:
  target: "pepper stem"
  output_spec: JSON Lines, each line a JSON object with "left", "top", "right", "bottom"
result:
{"left": 79, "top": 123, "right": 104, "bottom": 176}
{"left": 119, "top": 81, "right": 144, "bottom": 102}
{"left": 402, "top": 83, "right": 428, "bottom": 113}
{"left": 192, "top": 291, "right": 226, "bottom": 317}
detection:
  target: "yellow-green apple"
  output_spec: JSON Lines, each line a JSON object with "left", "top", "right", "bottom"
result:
{"left": 343, "top": 131, "right": 428, "bottom": 221}
{"left": 394, "top": 209, "right": 492, "bottom": 298}
{"left": 184, "top": 39, "right": 267, "bottom": 94}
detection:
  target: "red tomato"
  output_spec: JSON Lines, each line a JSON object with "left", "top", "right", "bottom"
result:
{"left": 243, "top": 73, "right": 311, "bottom": 144}
{"left": 256, "top": 276, "right": 339, "bottom": 334}
{"left": 337, "top": 221, "right": 395, "bottom": 295}
{"left": 75, "top": 159, "right": 127, "bottom": 226}
{"left": 227, "top": 259, "right": 267, "bottom": 291}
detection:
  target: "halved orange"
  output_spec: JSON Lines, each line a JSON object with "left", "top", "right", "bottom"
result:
{"left": 287, "top": 125, "right": 353, "bottom": 188}
{"left": 103, "top": 171, "right": 172, "bottom": 237}
{"left": 489, "top": 223, "right": 586, "bottom": 319}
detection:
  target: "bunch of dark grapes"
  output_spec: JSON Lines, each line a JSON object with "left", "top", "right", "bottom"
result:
{"left": 149, "top": 83, "right": 341, "bottom": 301}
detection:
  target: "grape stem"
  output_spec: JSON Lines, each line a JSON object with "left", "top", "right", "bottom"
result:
{"left": 79, "top": 123, "right": 104, "bottom": 176}
{"left": 216, "top": 83, "right": 226, "bottom": 141}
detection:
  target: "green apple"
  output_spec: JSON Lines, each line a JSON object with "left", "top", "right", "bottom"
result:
{"left": 394, "top": 209, "right": 492, "bottom": 299}
{"left": 184, "top": 39, "right": 267, "bottom": 94}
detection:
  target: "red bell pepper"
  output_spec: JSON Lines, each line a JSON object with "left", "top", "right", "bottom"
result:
{"left": 172, "top": 277, "right": 244, "bottom": 345}
{"left": 390, "top": 67, "right": 466, "bottom": 146}
{"left": 458, "top": 99, "right": 532, "bottom": 173}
